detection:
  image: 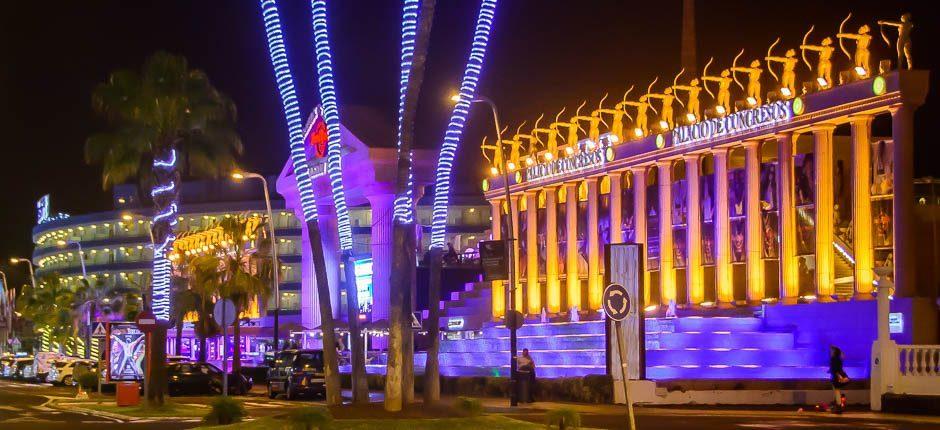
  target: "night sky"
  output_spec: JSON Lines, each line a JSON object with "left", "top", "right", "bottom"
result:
{"left": 1, "top": 0, "right": 938, "bottom": 287}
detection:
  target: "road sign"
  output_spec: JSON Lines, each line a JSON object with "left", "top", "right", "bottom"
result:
{"left": 603, "top": 283, "right": 631, "bottom": 322}
{"left": 136, "top": 311, "right": 158, "bottom": 334}
{"left": 411, "top": 312, "right": 423, "bottom": 330}
{"left": 479, "top": 240, "right": 509, "bottom": 281}
{"left": 92, "top": 322, "right": 107, "bottom": 338}
{"left": 505, "top": 310, "right": 525, "bottom": 330}
{"left": 213, "top": 299, "right": 237, "bottom": 327}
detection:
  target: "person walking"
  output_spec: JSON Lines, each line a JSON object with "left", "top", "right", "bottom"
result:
{"left": 828, "top": 345, "right": 849, "bottom": 413}
{"left": 517, "top": 348, "right": 536, "bottom": 402}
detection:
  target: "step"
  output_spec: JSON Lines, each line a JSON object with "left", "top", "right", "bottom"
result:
{"left": 438, "top": 350, "right": 606, "bottom": 367}
{"left": 646, "top": 348, "right": 824, "bottom": 367}
{"left": 482, "top": 320, "right": 606, "bottom": 337}
{"left": 649, "top": 317, "right": 764, "bottom": 333}
{"left": 440, "top": 334, "right": 605, "bottom": 353}
{"left": 649, "top": 331, "right": 795, "bottom": 350}
{"left": 440, "top": 364, "right": 606, "bottom": 378}
{"left": 646, "top": 365, "right": 868, "bottom": 380}
{"left": 443, "top": 296, "right": 489, "bottom": 311}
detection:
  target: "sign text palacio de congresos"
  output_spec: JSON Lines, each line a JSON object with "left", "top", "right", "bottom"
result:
{"left": 673, "top": 100, "right": 794, "bottom": 146}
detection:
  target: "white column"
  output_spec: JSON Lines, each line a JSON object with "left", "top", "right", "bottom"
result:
{"left": 891, "top": 105, "right": 916, "bottom": 297}
{"left": 777, "top": 132, "right": 799, "bottom": 303}
{"left": 713, "top": 149, "right": 733, "bottom": 305}
{"left": 545, "top": 187, "right": 561, "bottom": 313}
{"left": 813, "top": 125, "right": 837, "bottom": 301}
{"left": 743, "top": 140, "right": 765, "bottom": 303}
{"left": 525, "top": 192, "right": 539, "bottom": 314}
{"left": 587, "top": 178, "right": 601, "bottom": 310}
{"left": 657, "top": 161, "right": 676, "bottom": 305}
{"left": 565, "top": 182, "right": 581, "bottom": 312}
{"left": 489, "top": 199, "right": 505, "bottom": 319}
{"left": 609, "top": 172, "right": 624, "bottom": 245}
{"left": 684, "top": 154, "right": 703, "bottom": 305}
{"left": 366, "top": 193, "right": 395, "bottom": 323}
{"left": 851, "top": 115, "right": 875, "bottom": 299}
{"left": 630, "top": 167, "right": 650, "bottom": 305}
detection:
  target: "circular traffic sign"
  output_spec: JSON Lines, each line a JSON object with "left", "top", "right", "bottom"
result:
{"left": 603, "top": 283, "right": 631, "bottom": 321}
{"left": 136, "top": 310, "right": 158, "bottom": 333}
{"left": 213, "top": 299, "right": 237, "bottom": 327}
{"left": 505, "top": 310, "right": 525, "bottom": 330}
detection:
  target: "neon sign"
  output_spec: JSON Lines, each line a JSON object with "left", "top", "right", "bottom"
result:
{"left": 353, "top": 258, "right": 374, "bottom": 315}
{"left": 525, "top": 134, "right": 615, "bottom": 182}
{"left": 673, "top": 100, "right": 793, "bottom": 146}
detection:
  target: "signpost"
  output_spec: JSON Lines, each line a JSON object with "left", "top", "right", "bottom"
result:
{"left": 214, "top": 299, "right": 236, "bottom": 396}
{"left": 604, "top": 283, "right": 636, "bottom": 430}
{"left": 479, "top": 240, "right": 509, "bottom": 282}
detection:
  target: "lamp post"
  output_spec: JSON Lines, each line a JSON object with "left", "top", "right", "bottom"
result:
{"left": 232, "top": 171, "right": 281, "bottom": 353}
{"left": 0, "top": 270, "right": 12, "bottom": 353}
{"left": 457, "top": 94, "right": 519, "bottom": 407}
{"left": 9, "top": 258, "right": 36, "bottom": 291}
{"left": 57, "top": 240, "right": 87, "bottom": 278}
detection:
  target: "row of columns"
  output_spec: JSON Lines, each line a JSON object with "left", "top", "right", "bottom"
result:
{"left": 490, "top": 108, "right": 915, "bottom": 318}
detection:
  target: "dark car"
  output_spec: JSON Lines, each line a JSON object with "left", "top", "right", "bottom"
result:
{"left": 267, "top": 349, "right": 325, "bottom": 400}
{"left": 12, "top": 358, "right": 34, "bottom": 380}
{"left": 167, "top": 361, "right": 252, "bottom": 396}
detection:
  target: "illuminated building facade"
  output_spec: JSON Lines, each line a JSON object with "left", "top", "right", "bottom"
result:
{"left": 440, "top": 19, "right": 939, "bottom": 380}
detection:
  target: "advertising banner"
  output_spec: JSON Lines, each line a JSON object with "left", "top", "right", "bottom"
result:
{"left": 107, "top": 322, "right": 145, "bottom": 382}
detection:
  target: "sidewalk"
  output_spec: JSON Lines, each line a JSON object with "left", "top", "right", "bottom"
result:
{"left": 475, "top": 396, "right": 940, "bottom": 425}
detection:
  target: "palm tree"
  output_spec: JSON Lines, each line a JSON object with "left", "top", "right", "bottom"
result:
{"left": 424, "top": 0, "right": 498, "bottom": 403}
{"left": 216, "top": 216, "right": 272, "bottom": 380}
{"left": 169, "top": 276, "right": 199, "bottom": 357}
{"left": 17, "top": 273, "right": 75, "bottom": 351}
{"left": 387, "top": 0, "right": 437, "bottom": 411}
{"left": 86, "top": 51, "right": 243, "bottom": 405}
{"left": 188, "top": 254, "right": 224, "bottom": 362}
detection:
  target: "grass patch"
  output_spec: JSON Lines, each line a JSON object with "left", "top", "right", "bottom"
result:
{"left": 76, "top": 400, "right": 208, "bottom": 418}
{"left": 199, "top": 415, "right": 544, "bottom": 430}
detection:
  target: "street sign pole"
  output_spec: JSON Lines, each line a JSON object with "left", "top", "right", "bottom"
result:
{"left": 604, "top": 283, "right": 636, "bottom": 430}
{"left": 222, "top": 303, "right": 228, "bottom": 397}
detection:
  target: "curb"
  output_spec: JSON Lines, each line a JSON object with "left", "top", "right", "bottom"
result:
{"left": 52, "top": 401, "right": 200, "bottom": 422}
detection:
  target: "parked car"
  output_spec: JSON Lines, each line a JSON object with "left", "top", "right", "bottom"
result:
{"left": 166, "top": 355, "right": 190, "bottom": 363}
{"left": 167, "top": 361, "right": 252, "bottom": 396}
{"left": 1, "top": 355, "right": 23, "bottom": 378}
{"left": 32, "top": 352, "right": 66, "bottom": 382}
{"left": 267, "top": 349, "right": 325, "bottom": 400}
{"left": 12, "top": 357, "right": 34, "bottom": 380}
{"left": 47, "top": 359, "right": 97, "bottom": 386}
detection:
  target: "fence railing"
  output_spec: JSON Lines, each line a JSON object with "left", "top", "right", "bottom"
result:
{"left": 893, "top": 344, "right": 940, "bottom": 395}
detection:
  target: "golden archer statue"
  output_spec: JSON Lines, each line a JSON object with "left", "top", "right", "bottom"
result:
{"left": 701, "top": 60, "right": 733, "bottom": 115}
{"left": 594, "top": 92, "right": 627, "bottom": 142}
{"left": 617, "top": 87, "right": 650, "bottom": 138}
{"left": 641, "top": 80, "right": 676, "bottom": 130}
{"left": 672, "top": 78, "right": 702, "bottom": 122}
{"left": 837, "top": 14, "right": 872, "bottom": 76}
{"left": 766, "top": 38, "right": 799, "bottom": 98}
{"left": 532, "top": 114, "right": 560, "bottom": 159}
{"left": 878, "top": 13, "right": 913, "bottom": 70}
{"left": 800, "top": 26, "right": 836, "bottom": 87}
{"left": 731, "top": 50, "right": 763, "bottom": 106}
{"left": 571, "top": 100, "right": 601, "bottom": 142}
{"left": 481, "top": 135, "right": 504, "bottom": 175}
{"left": 550, "top": 107, "right": 581, "bottom": 156}
{"left": 512, "top": 121, "right": 539, "bottom": 165}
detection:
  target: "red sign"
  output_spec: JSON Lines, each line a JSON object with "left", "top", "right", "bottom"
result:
{"left": 307, "top": 117, "right": 328, "bottom": 158}
{"left": 135, "top": 311, "right": 157, "bottom": 334}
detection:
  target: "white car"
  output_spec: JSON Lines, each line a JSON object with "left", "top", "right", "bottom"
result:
{"left": 47, "top": 359, "right": 96, "bottom": 386}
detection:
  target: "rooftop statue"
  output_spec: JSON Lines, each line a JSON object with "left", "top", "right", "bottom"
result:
{"left": 701, "top": 59, "right": 734, "bottom": 115}
{"left": 641, "top": 77, "right": 676, "bottom": 130}
{"left": 800, "top": 26, "right": 836, "bottom": 87}
{"left": 550, "top": 107, "right": 582, "bottom": 156}
{"left": 878, "top": 13, "right": 913, "bottom": 70}
{"left": 571, "top": 100, "right": 601, "bottom": 142}
{"left": 531, "top": 113, "right": 561, "bottom": 160}
{"left": 766, "top": 39, "right": 799, "bottom": 99}
{"left": 617, "top": 86, "right": 650, "bottom": 138}
{"left": 481, "top": 134, "right": 505, "bottom": 174}
{"left": 731, "top": 50, "right": 763, "bottom": 106}
{"left": 837, "top": 13, "right": 872, "bottom": 77}
{"left": 594, "top": 92, "right": 628, "bottom": 143}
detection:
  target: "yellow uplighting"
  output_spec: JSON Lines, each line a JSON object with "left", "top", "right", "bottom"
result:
{"left": 658, "top": 120, "right": 669, "bottom": 130}
{"left": 525, "top": 157, "right": 534, "bottom": 166}
{"left": 685, "top": 112, "right": 696, "bottom": 123}
{"left": 609, "top": 134, "right": 620, "bottom": 143}
{"left": 121, "top": 214, "right": 133, "bottom": 221}
{"left": 746, "top": 97, "right": 758, "bottom": 107}
{"left": 544, "top": 152, "right": 554, "bottom": 161}
{"left": 715, "top": 105, "right": 727, "bottom": 115}
{"left": 565, "top": 146, "right": 574, "bottom": 156}
{"left": 816, "top": 77, "right": 829, "bottom": 88}
{"left": 506, "top": 161, "right": 516, "bottom": 172}
{"left": 489, "top": 166, "right": 499, "bottom": 176}
{"left": 633, "top": 127, "right": 644, "bottom": 138}
{"left": 780, "top": 87, "right": 793, "bottom": 98}
{"left": 855, "top": 66, "right": 868, "bottom": 77}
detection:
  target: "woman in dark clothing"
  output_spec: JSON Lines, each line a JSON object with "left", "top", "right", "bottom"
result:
{"left": 829, "top": 346, "right": 849, "bottom": 412}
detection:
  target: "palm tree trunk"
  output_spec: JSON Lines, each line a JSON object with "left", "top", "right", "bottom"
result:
{"left": 423, "top": 247, "right": 443, "bottom": 403}
{"left": 386, "top": 0, "right": 436, "bottom": 412}
{"left": 307, "top": 220, "right": 342, "bottom": 406}
{"left": 175, "top": 319, "right": 183, "bottom": 357}
{"left": 342, "top": 252, "right": 369, "bottom": 404}
{"left": 233, "top": 308, "right": 242, "bottom": 390}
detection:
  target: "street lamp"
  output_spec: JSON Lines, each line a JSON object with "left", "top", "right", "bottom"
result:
{"left": 9, "top": 258, "right": 36, "bottom": 291}
{"left": 57, "top": 240, "right": 87, "bottom": 278}
{"left": 232, "top": 171, "right": 281, "bottom": 353}
{"left": 456, "top": 93, "right": 520, "bottom": 407}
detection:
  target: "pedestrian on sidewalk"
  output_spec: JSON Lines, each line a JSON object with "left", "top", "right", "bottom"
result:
{"left": 828, "top": 345, "right": 849, "bottom": 413}
{"left": 517, "top": 348, "right": 536, "bottom": 402}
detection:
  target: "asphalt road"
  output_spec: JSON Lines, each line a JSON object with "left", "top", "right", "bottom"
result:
{"left": 0, "top": 380, "right": 198, "bottom": 430}
{"left": 2, "top": 379, "right": 938, "bottom": 429}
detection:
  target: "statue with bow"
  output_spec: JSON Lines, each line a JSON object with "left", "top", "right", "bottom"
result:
{"left": 615, "top": 86, "right": 650, "bottom": 138}
{"left": 701, "top": 57, "right": 734, "bottom": 115}
{"left": 730, "top": 49, "right": 764, "bottom": 106}
{"left": 594, "top": 92, "right": 627, "bottom": 142}
{"left": 800, "top": 25, "right": 836, "bottom": 87}
{"left": 640, "top": 76, "right": 677, "bottom": 130}
{"left": 766, "top": 37, "right": 799, "bottom": 98}
{"left": 878, "top": 13, "right": 913, "bottom": 70}
{"left": 836, "top": 13, "right": 873, "bottom": 76}
{"left": 671, "top": 69, "right": 703, "bottom": 123}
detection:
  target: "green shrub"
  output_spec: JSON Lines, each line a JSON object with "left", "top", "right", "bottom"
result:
{"left": 545, "top": 408, "right": 581, "bottom": 430}
{"left": 76, "top": 372, "right": 98, "bottom": 390}
{"left": 454, "top": 396, "right": 484, "bottom": 417}
{"left": 202, "top": 396, "right": 246, "bottom": 425}
{"left": 285, "top": 406, "right": 333, "bottom": 430}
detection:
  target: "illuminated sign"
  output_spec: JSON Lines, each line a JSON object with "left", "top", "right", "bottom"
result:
{"left": 37, "top": 195, "right": 49, "bottom": 223}
{"left": 447, "top": 317, "right": 465, "bottom": 330}
{"left": 889, "top": 312, "right": 904, "bottom": 334}
{"left": 108, "top": 323, "right": 145, "bottom": 381}
{"left": 673, "top": 100, "right": 793, "bottom": 146}
{"left": 525, "top": 134, "right": 615, "bottom": 182}
{"left": 353, "top": 258, "right": 374, "bottom": 315}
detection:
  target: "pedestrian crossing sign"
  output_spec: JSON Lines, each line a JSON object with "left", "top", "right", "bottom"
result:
{"left": 92, "top": 322, "right": 107, "bottom": 338}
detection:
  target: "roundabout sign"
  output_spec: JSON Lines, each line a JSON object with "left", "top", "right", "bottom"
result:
{"left": 603, "top": 283, "right": 631, "bottom": 322}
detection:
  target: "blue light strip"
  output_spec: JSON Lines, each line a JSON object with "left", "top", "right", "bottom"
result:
{"left": 260, "top": 0, "right": 319, "bottom": 223}
{"left": 429, "top": 0, "right": 497, "bottom": 249}
{"left": 311, "top": 0, "right": 353, "bottom": 251}
{"left": 149, "top": 150, "right": 178, "bottom": 321}
{"left": 391, "top": 0, "right": 421, "bottom": 225}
